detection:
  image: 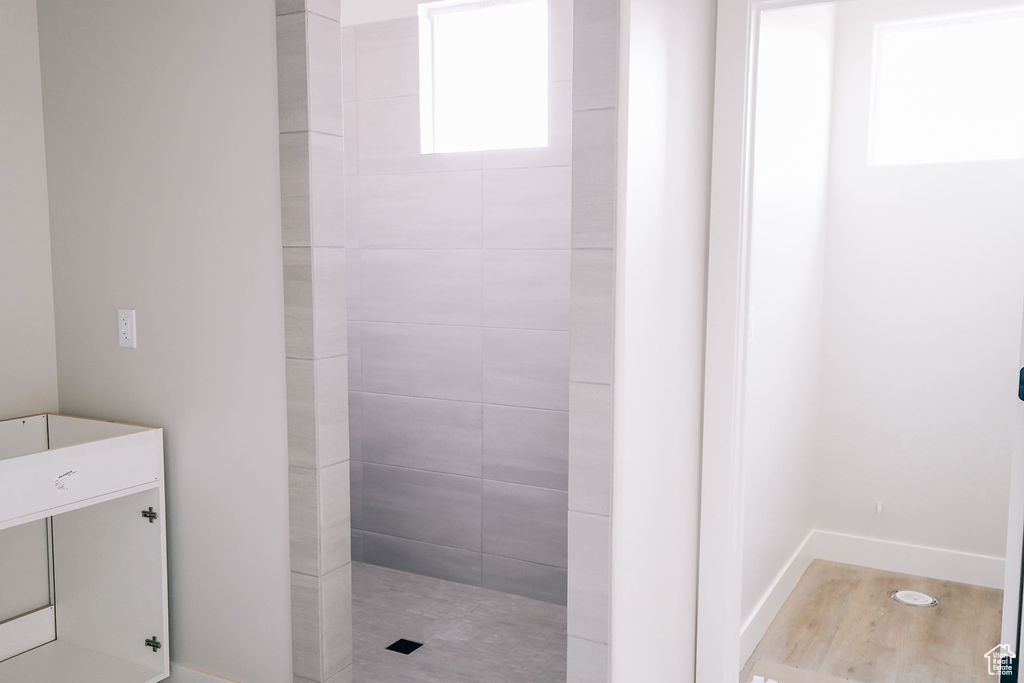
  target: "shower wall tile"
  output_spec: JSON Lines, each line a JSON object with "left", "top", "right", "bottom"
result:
{"left": 290, "top": 466, "right": 319, "bottom": 576}
{"left": 346, "top": 322, "right": 362, "bottom": 389}
{"left": 569, "top": 248, "right": 615, "bottom": 384}
{"left": 287, "top": 358, "right": 316, "bottom": 467}
{"left": 322, "top": 563, "right": 354, "bottom": 676}
{"left": 345, "top": 249, "right": 360, "bottom": 320}
{"left": 310, "top": 132, "right": 345, "bottom": 247}
{"left": 572, "top": 0, "right": 619, "bottom": 111}
{"left": 482, "top": 166, "right": 572, "bottom": 249}
{"left": 291, "top": 572, "right": 323, "bottom": 680}
{"left": 361, "top": 322, "right": 482, "bottom": 402}
{"left": 483, "top": 554, "right": 568, "bottom": 605}
{"left": 277, "top": 12, "right": 309, "bottom": 133}
{"left": 360, "top": 249, "right": 483, "bottom": 326}
{"left": 284, "top": 247, "right": 314, "bottom": 359}
{"left": 313, "top": 248, "right": 347, "bottom": 358}
{"left": 358, "top": 171, "right": 482, "bottom": 249}
{"left": 361, "top": 531, "right": 483, "bottom": 586}
{"left": 483, "top": 250, "right": 571, "bottom": 330}
{"left": 567, "top": 511, "right": 610, "bottom": 644}
{"left": 571, "top": 108, "right": 618, "bottom": 249}
{"left": 361, "top": 463, "right": 482, "bottom": 550}
{"left": 549, "top": 0, "right": 574, "bottom": 83}
{"left": 351, "top": 529, "right": 364, "bottom": 563}
{"left": 281, "top": 132, "right": 311, "bottom": 246}
{"left": 277, "top": 0, "right": 340, "bottom": 21}
{"left": 315, "top": 354, "right": 350, "bottom": 468}
{"left": 360, "top": 393, "right": 482, "bottom": 477}
{"left": 483, "top": 405, "right": 568, "bottom": 490}
{"left": 357, "top": 96, "right": 482, "bottom": 175}
{"left": 567, "top": 636, "right": 609, "bottom": 683}
{"left": 482, "top": 328, "right": 570, "bottom": 410}
{"left": 355, "top": 18, "right": 419, "bottom": 100}
{"left": 568, "top": 382, "right": 612, "bottom": 516}
{"left": 482, "top": 481, "right": 568, "bottom": 568}
{"left": 307, "top": 12, "right": 343, "bottom": 136}
{"left": 342, "top": 27, "right": 357, "bottom": 101}
{"left": 346, "top": 8, "right": 579, "bottom": 607}
{"left": 319, "top": 460, "right": 352, "bottom": 574}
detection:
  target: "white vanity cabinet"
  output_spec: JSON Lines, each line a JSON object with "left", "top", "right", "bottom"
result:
{"left": 0, "top": 414, "right": 169, "bottom": 683}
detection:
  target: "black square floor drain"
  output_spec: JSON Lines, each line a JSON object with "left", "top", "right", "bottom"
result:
{"left": 386, "top": 638, "right": 423, "bottom": 655}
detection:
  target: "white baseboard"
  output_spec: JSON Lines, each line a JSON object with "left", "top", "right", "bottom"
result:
{"left": 811, "top": 529, "right": 1005, "bottom": 590}
{"left": 739, "top": 529, "right": 1006, "bottom": 666}
{"left": 740, "top": 531, "right": 815, "bottom": 665}
{"left": 168, "top": 663, "right": 239, "bottom": 683}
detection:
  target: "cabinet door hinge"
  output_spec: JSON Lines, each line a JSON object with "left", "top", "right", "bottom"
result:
{"left": 145, "top": 636, "right": 162, "bottom": 652}
{"left": 141, "top": 507, "right": 158, "bottom": 523}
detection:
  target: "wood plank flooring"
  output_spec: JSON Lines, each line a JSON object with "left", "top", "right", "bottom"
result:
{"left": 743, "top": 560, "right": 1003, "bottom": 683}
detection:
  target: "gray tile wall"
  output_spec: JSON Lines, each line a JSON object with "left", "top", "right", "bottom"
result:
{"left": 345, "top": 1, "right": 573, "bottom": 606}
{"left": 277, "top": 1, "right": 353, "bottom": 681}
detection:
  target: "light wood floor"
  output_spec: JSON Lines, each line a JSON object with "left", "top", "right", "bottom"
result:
{"left": 743, "top": 560, "right": 1003, "bottom": 683}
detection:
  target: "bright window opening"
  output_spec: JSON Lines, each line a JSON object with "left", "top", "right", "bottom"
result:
{"left": 869, "top": 8, "right": 1024, "bottom": 166}
{"left": 418, "top": 0, "right": 548, "bottom": 154}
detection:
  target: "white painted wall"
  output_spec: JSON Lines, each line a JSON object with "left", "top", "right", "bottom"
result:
{"left": 741, "top": 4, "right": 836, "bottom": 627}
{"left": 815, "top": 0, "right": 1024, "bottom": 560}
{"left": 611, "top": 0, "right": 715, "bottom": 679}
{"left": 0, "top": 0, "right": 58, "bottom": 418}
{"left": 36, "top": 2, "right": 292, "bottom": 681}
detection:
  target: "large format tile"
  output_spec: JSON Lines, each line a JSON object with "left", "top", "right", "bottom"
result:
{"left": 358, "top": 171, "right": 482, "bottom": 248}
{"left": 310, "top": 132, "right": 345, "bottom": 246}
{"left": 277, "top": 13, "right": 309, "bottom": 133}
{"left": 567, "top": 511, "right": 610, "bottom": 644}
{"left": 292, "top": 571, "right": 323, "bottom": 680}
{"left": 315, "top": 354, "right": 350, "bottom": 468}
{"left": 482, "top": 480, "right": 567, "bottom": 568}
{"left": 483, "top": 250, "right": 570, "bottom": 330}
{"left": 361, "top": 322, "right": 482, "bottom": 402}
{"left": 570, "top": 248, "right": 615, "bottom": 384}
{"left": 361, "top": 249, "right": 482, "bottom": 325}
{"left": 283, "top": 247, "right": 314, "bottom": 359}
{"left": 286, "top": 358, "right": 316, "bottom": 466}
{"left": 549, "top": 0, "right": 574, "bottom": 83}
{"left": 350, "top": 460, "right": 363, "bottom": 529}
{"left": 290, "top": 466, "right": 320, "bottom": 576}
{"left": 358, "top": 96, "right": 481, "bottom": 175}
{"left": 355, "top": 18, "right": 419, "bottom": 100}
{"left": 361, "top": 393, "right": 482, "bottom": 476}
{"left": 346, "top": 321, "right": 362, "bottom": 391}
{"left": 567, "top": 636, "right": 608, "bottom": 683}
{"left": 342, "top": 26, "right": 357, "bottom": 101}
{"left": 482, "top": 328, "right": 570, "bottom": 410}
{"left": 308, "top": 12, "right": 344, "bottom": 135}
{"left": 313, "top": 247, "right": 347, "bottom": 359}
{"left": 361, "top": 463, "right": 482, "bottom": 550}
{"left": 482, "top": 166, "right": 572, "bottom": 249}
{"left": 568, "top": 381, "right": 612, "bottom": 515}
{"left": 483, "top": 404, "right": 568, "bottom": 490}
{"left": 571, "top": 108, "right": 618, "bottom": 249}
{"left": 320, "top": 461, "right": 352, "bottom": 574}
{"left": 483, "top": 554, "right": 567, "bottom": 605}
{"left": 280, "top": 132, "right": 311, "bottom": 246}
{"left": 322, "top": 563, "right": 354, "bottom": 677}
{"left": 573, "top": 0, "right": 619, "bottom": 111}
{"left": 362, "top": 531, "right": 483, "bottom": 586}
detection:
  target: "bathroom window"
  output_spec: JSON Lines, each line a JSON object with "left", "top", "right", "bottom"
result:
{"left": 418, "top": 0, "right": 548, "bottom": 154}
{"left": 868, "top": 8, "right": 1024, "bottom": 165}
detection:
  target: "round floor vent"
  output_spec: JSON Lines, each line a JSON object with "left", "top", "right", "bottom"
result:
{"left": 888, "top": 589, "right": 939, "bottom": 607}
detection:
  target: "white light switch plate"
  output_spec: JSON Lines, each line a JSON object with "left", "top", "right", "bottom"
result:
{"left": 118, "top": 309, "right": 136, "bottom": 348}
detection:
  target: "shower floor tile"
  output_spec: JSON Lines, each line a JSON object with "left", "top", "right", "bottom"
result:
{"left": 353, "top": 561, "right": 567, "bottom": 682}
{"left": 742, "top": 560, "right": 1003, "bottom": 683}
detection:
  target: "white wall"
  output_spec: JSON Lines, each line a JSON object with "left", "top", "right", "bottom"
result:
{"left": 741, "top": 2, "right": 836, "bottom": 629}
{"left": 36, "top": 2, "right": 292, "bottom": 681}
{"left": 815, "top": 0, "right": 1024, "bottom": 561}
{"left": 611, "top": 0, "right": 715, "bottom": 679}
{"left": 0, "top": 0, "right": 58, "bottom": 418}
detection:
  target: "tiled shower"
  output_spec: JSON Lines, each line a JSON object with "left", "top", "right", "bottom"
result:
{"left": 344, "top": 2, "right": 574, "bottom": 605}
